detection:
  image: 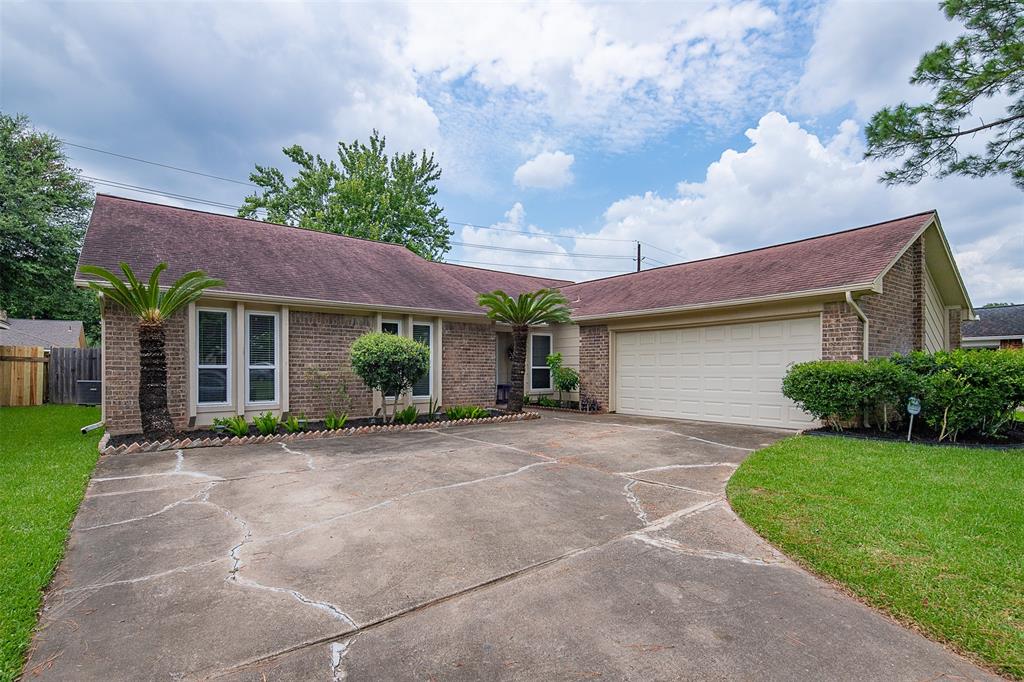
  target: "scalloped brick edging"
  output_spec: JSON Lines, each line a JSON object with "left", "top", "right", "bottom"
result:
{"left": 97, "top": 411, "right": 541, "bottom": 456}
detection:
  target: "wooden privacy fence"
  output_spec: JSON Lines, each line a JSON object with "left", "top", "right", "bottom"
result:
{"left": 48, "top": 347, "right": 101, "bottom": 404}
{"left": 1, "top": 345, "right": 46, "bottom": 406}
{"left": 0, "top": 346, "right": 101, "bottom": 406}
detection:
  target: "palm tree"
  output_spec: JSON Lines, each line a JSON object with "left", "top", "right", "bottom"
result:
{"left": 477, "top": 288, "right": 572, "bottom": 412}
{"left": 80, "top": 262, "right": 224, "bottom": 439}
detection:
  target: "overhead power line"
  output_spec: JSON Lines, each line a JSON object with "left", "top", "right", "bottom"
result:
{"left": 451, "top": 241, "right": 634, "bottom": 260}
{"left": 65, "top": 140, "right": 258, "bottom": 188}
{"left": 80, "top": 175, "right": 268, "bottom": 216}
{"left": 67, "top": 140, "right": 687, "bottom": 262}
{"left": 446, "top": 258, "right": 624, "bottom": 273}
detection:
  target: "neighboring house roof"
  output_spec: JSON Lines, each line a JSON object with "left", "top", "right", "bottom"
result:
{"left": 0, "top": 318, "right": 84, "bottom": 348}
{"left": 77, "top": 195, "right": 568, "bottom": 316}
{"left": 962, "top": 304, "right": 1024, "bottom": 339}
{"left": 562, "top": 212, "right": 940, "bottom": 318}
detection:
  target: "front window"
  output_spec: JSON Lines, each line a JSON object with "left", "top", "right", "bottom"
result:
{"left": 531, "top": 334, "right": 552, "bottom": 390}
{"left": 381, "top": 320, "right": 401, "bottom": 335}
{"left": 246, "top": 312, "right": 278, "bottom": 404}
{"left": 412, "top": 323, "right": 432, "bottom": 397}
{"left": 197, "top": 309, "right": 231, "bottom": 405}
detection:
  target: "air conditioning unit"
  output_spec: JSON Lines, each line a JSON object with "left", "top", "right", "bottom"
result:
{"left": 77, "top": 380, "right": 101, "bottom": 405}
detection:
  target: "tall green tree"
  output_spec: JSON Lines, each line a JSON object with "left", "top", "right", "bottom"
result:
{"left": 477, "top": 289, "right": 573, "bottom": 413}
{"left": 80, "top": 263, "right": 223, "bottom": 439}
{"left": 865, "top": 0, "right": 1024, "bottom": 189}
{"left": 239, "top": 130, "right": 452, "bottom": 260}
{"left": 0, "top": 113, "right": 100, "bottom": 341}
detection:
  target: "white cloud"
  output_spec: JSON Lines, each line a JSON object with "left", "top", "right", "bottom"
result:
{"left": 787, "top": 0, "right": 958, "bottom": 118}
{"left": 489, "top": 113, "right": 1022, "bottom": 302}
{"left": 513, "top": 151, "right": 575, "bottom": 190}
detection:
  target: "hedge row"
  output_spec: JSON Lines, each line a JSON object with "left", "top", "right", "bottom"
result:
{"left": 782, "top": 349, "right": 1024, "bottom": 441}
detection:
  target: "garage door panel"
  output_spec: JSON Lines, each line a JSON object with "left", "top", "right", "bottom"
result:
{"left": 616, "top": 316, "right": 820, "bottom": 429}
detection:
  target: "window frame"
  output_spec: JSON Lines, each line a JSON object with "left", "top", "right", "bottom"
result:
{"left": 245, "top": 311, "right": 280, "bottom": 406}
{"left": 196, "top": 307, "right": 232, "bottom": 407}
{"left": 411, "top": 321, "right": 433, "bottom": 399}
{"left": 529, "top": 332, "right": 553, "bottom": 392}
{"left": 381, "top": 319, "right": 402, "bottom": 336}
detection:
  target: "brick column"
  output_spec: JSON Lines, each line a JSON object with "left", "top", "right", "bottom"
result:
{"left": 579, "top": 325, "right": 609, "bottom": 411}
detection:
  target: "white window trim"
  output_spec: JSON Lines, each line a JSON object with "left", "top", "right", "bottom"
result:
{"left": 412, "top": 321, "right": 433, "bottom": 399}
{"left": 381, "top": 319, "right": 403, "bottom": 335}
{"left": 529, "top": 332, "right": 553, "bottom": 393}
{"left": 197, "top": 307, "right": 232, "bottom": 407}
{"left": 245, "top": 311, "right": 280, "bottom": 406}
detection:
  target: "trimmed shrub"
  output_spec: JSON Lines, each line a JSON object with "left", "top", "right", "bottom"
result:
{"left": 783, "top": 349, "right": 1024, "bottom": 440}
{"left": 351, "top": 332, "right": 430, "bottom": 423}
{"left": 781, "top": 360, "right": 867, "bottom": 430}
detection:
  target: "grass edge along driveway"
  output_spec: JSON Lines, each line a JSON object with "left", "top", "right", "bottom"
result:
{"left": 0, "top": 405, "right": 102, "bottom": 682}
{"left": 728, "top": 434, "right": 1024, "bottom": 679}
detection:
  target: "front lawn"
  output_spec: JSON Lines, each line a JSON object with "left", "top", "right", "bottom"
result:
{"left": 0, "top": 405, "right": 102, "bottom": 681}
{"left": 728, "top": 435, "right": 1024, "bottom": 679}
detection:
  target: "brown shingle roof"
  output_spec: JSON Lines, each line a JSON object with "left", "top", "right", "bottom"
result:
{"left": 562, "top": 212, "right": 936, "bottom": 318}
{"left": 0, "top": 319, "right": 84, "bottom": 348}
{"left": 962, "top": 304, "right": 1024, "bottom": 338}
{"left": 436, "top": 262, "right": 571, "bottom": 296}
{"left": 77, "top": 195, "right": 569, "bottom": 315}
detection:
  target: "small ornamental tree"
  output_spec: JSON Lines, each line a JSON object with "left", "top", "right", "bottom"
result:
{"left": 350, "top": 332, "right": 429, "bottom": 423}
{"left": 546, "top": 352, "right": 580, "bottom": 407}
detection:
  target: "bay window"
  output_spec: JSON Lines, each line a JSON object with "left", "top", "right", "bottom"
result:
{"left": 246, "top": 312, "right": 278, "bottom": 404}
{"left": 197, "top": 309, "right": 231, "bottom": 405}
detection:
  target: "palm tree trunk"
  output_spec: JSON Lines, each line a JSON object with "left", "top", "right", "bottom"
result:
{"left": 138, "top": 322, "right": 174, "bottom": 439}
{"left": 508, "top": 326, "right": 528, "bottom": 413}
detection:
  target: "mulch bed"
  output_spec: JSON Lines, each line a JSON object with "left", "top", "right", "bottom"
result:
{"left": 100, "top": 409, "right": 540, "bottom": 455}
{"left": 803, "top": 424, "right": 1024, "bottom": 449}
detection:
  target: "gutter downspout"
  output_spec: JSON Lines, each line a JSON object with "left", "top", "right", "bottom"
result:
{"left": 845, "top": 291, "right": 869, "bottom": 361}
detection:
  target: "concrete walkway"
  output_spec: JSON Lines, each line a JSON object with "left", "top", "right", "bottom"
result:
{"left": 27, "top": 414, "right": 994, "bottom": 680}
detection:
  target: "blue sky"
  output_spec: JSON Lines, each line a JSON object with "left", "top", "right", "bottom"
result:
{"left": 3, "top": 0, "right": 1021, "bottom": 302}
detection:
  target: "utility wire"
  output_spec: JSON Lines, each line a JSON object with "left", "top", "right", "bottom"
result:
{"left": 68, "top": 141, "right": 686, "bottom": 260}
{"left": 447, "top": 258, "right": 624, "bottom": 273}
{"left": 79, "top": 175, "right": 267, "bottom": 215}
{"left": 452, "top": 240, "right": 634, "bottom": 260}
{"left": 65, "top": 140, "right": 259, "bottom": 188}
{"left": 641, "top": 256, "right": 668, "bottom": 266}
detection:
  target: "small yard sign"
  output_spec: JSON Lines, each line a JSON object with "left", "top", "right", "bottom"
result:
{"left": 907, "top": 396, "right": 921, "bottom": 441}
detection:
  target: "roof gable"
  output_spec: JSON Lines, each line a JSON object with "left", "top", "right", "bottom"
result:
{"left": 563, "top": 212, "right": 938, "bottom": 318}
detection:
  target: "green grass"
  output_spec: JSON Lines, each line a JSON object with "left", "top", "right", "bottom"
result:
{"left": 0, "top": 405, "right": 102, "bottom": 681}
{"left": 728, "top": 435, "right": 1024, "bottom": 678}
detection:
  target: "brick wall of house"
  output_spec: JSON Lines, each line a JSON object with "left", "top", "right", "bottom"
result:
{"left": 821, "top": 301, "right": 865, "bottom": 360}
{"left": 860, "top": 237, "right": 924, "bottom": 357}
{"left": 579, "top": 325, "right": 609, "bottom": 411}
{"left": 288, "top": 311, "right": 373, "bottom": 418}
{"left": 102, "top": 300, "right": 188, "bottom": 436}
{"left": 822, "top": 237, "right": 929, "bottom": 360}
{"left": 948, "top": 309, "right": 962, "bottom": 350}
{"left": 1001, "top": 339, "right": 1023, "bottom": 350}
{"left": 441, "top": 321, "right": 496, "bottom": 406}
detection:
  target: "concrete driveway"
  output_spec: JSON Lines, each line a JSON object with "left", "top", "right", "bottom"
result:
{"left": 28, "top": 414, "right": 993, "bottom": 680}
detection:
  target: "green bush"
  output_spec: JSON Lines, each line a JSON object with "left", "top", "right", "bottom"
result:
{"left": 253, "top": 411, "right": 280, "bottom": 435}
{"left": 546, "top": 353, "right": 580, "bottom": 406}
{"left": 351, "top": 332, "right": 430, "bottom": 423}
{"left": 324, "top": 411, "right": 348, "bottom": 430}
{"left": 394, "top": 405, "right": 419, "bottom": 424}
{"left": 445, "top": 405, "right": 489, "bottom": 420}
{"left": 781, "top": 361, "right": 868, "bottom": 430}
{"left": 536, "top": 395, "right": 558, "bottom": 408}
{"left": 214, "top": 415, "right": 249, "bottom": 437}
{"left": 783, "top": 349, "right": 1024, "bottom": 440}
{"left": 282, "top": 414, "right": 306, "bottom": 433}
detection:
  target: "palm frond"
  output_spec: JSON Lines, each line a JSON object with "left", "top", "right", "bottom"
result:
{"left": 477, "top": 288, "right": 572, "bottom": 327}
{"left": 79, "top": 262, "right": 223, "bottom": 324}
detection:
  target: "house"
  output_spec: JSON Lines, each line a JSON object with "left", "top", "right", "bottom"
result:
{"left": 961, "top": 304, "right": 1024, "bottom": 349}
{"left": 77, "top": 194, "right": 973, "bottom": 435}
{"left": 0, "top": 311, "right": 86, "bottom": 349}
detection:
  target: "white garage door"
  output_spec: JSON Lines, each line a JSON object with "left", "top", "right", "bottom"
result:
{"left": 615, "top": 317, "right": 820, "bottom": 429}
